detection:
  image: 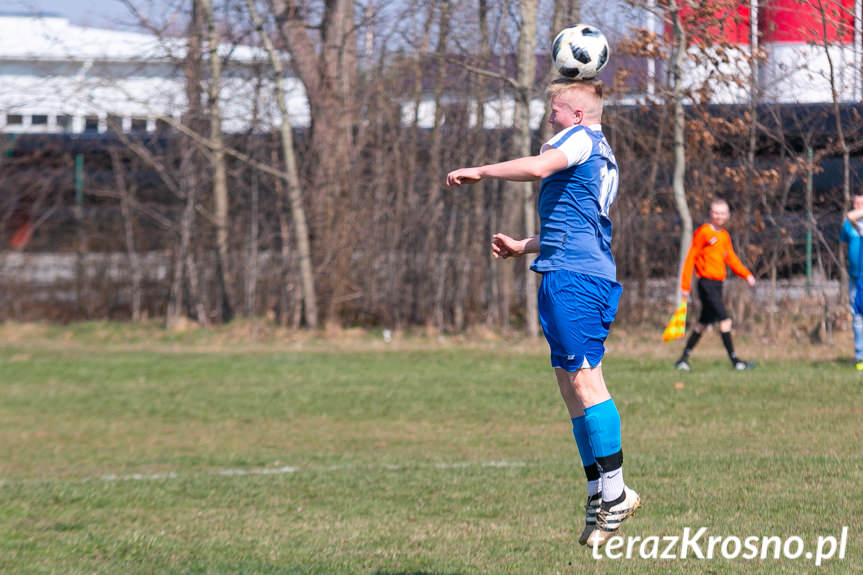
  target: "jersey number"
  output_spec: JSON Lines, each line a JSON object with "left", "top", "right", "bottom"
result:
{"left": 598, "top": 163, "right": 618, "bottom": 216}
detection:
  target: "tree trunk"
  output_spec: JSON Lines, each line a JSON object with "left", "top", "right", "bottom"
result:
{"left": 553, "top": 0, "right": 580, "bottom": 32}
{"left": 187, "top": 242, "right": 209, "bottom": 326}
{"left": 270, "top": 147, "right": 294, "bottom": 327}
{"left": 818, "top": 3, "right": 851, "bottom": 310}
{"left": 272, "top": 0, "right": 357, "bottom": 326}
{"left": 468, "top": 0, "right": 492, "bottom": 329}
{"left": 249, "top": 0, "right": 319, "bottom": 328}
{"left": 168, "top": 0, "right": 206, "bottom": 328}
{"left": 169, "top": 145, "right": 206, "bottom": 327}
{"left": 246, "top": 166, "right": 260, "bottom": 318}
{"left": 403, "top": 1, "right": 437, "bottom": 325}
{"left": 670, "top": 4, "right": 692, "bottom": 306}
{"left": 199, "top": 0, "right": 234, "bottom": 322}
{"left": 108, "top": 148, "right": 143, "bottom": 321}
{"left": 517, "top": 0, "right": 540, "bottom": 338}
{"left": 737, "top": 1, "right": 760, "bottom": 330}
{"left": 430, "top": 0, "right": 452, "bottom": 331}
{"left": 497, "top": 76, "right": 515, "bottom": 329}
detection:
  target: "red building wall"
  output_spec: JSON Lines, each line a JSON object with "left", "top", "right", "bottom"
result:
{"left": 761, "top": 0, "right": 855, "bottom": 44}
{"left": 676, "top": 1, "right": 752, "bottom": 45}
{"left": 671, "top": 0, "right": 856, "bottom": 45}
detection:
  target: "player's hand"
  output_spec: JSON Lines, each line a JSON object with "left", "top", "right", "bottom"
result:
{"left": 491, "top": 233, "right": 524, "bottom": 259}
{"left": 446, "top": 168, "right": 482, "bottom": 187}
{"left": 746, "top": 275, "right": 756, "bottom": 287}
{"left": 680, "top": 289, "right": 689, "bottom": 299}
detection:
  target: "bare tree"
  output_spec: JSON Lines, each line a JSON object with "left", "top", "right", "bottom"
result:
{"left": 814, "top": 0, "right": 852, "bottom": 308}
{"left": 515, "top": 0, "right": 541, "bottom": 338}
{"left": 395, "top": 1, "right": 433, "bottom": 327}
{"left": 428, "top": 0, "right": 453, "bottom": 331}
{"left": 198, "top": 0, "right": 235, "bottom": 322}
{"left": 170, "top": 0, "right": 210, "bottom": 328}
{"left": 736, "top": 0, "right": 761, "bottom": 328}
{"left": 271, "top": 0, "right": 359, "bottom": 325}
{"left": 108, "top": 148, "right": 143, "bottom": 321}
{"left": 247, "top": 0, "right": 319, "bottom": 328}
{"left": 668, "top": 1, "right": 693, "bottom": 305}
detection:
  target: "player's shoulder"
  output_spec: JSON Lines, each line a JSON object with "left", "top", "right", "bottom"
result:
{"left": 695, "top": 223, "right": 714, "bottom": 236}
{"left": 547, "top": 125, "right": 589, "bottom": 147}
{"left": 544, "top": 126, "right": 594, "bottom": 165}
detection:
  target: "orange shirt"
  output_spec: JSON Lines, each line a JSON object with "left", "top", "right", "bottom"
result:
{"left": 680, "top": 223, "right": 752, "bottom": 292}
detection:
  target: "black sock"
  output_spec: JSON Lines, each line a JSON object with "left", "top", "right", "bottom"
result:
{"left": 721, "top": 331, "right": 737, "bottom": 362}
{"left": 681, "top": 330, "right": 702, "bottom": 359}
{"left": 601, "top": 488, "right": 626, "bottom": 509}
{"left": 584, "top": 462, "right": 600, "bottom": 482}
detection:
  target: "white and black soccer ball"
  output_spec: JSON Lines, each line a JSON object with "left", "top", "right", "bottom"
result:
{"left": 551, "top": 24, "right": 609, "bottom": 80}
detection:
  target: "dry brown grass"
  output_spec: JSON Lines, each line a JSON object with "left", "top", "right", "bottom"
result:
{"left": 0, "top": 319, "right": 855, "bottom": 364}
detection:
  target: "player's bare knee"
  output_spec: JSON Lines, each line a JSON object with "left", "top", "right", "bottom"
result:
{"left": 719, "top": 318, "right": 733, "bottom": 332}
{"left": 571, "top": 366, "right": 608, "bottom": 403}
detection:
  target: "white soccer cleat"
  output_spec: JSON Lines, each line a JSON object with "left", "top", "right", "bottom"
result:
{"left": 674, "top": 359, "right": 691, "bottom": 371}
{"left": 578, "top": 492, "right": 602, "bottom": 545}
{"left": 586, "top": 485, "right": 641, "bottom": 548}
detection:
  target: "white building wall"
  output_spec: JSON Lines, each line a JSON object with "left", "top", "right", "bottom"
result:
{"left": 680, "top": 45, "right": 754, "bottom": 105}
{"left": 0, "top": 14, "right": 311, "bottom": 134}
{"left": 670, "top": 42, "right": 862, "bottom": 105}
{"left": 474, "top": 97, "right": 548, "bottom": 131}
{"left": 761, "top": 43, "right": 859, "bottom": 104}
{"left": 3, "top": 11, "right": 861, "bottom": 137}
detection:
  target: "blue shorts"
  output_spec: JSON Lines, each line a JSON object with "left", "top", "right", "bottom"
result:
{"left": 537, "top": 270, "right": 622, "bottom": 372}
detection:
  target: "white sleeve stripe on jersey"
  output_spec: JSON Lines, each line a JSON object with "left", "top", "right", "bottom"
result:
{"left": 554, "top": 129, "right": 592, "bottom": 168}
{"left": 552, "top": 125, "right": 583, "bottom": 147}
{"left": 541, "top": 125, "right": 582, "bottom": 152}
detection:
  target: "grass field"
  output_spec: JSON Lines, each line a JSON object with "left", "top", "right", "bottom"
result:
{"left": 1, "top": 322, "right": 861, "bottom": 574}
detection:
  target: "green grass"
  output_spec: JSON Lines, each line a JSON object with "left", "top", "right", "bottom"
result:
{"left": 0, "top": 323, "right": 861, "bottom": 573}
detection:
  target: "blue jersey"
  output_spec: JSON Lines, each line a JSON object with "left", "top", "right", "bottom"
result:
{"left": 841, "top": 219, "right": 862, "bottom": 279}
{"left": 530, "top": 124, "right": 619, "bottom": 281}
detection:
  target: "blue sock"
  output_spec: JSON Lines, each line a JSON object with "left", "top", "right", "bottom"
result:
{"left": 584, "top": 398, "right": 625, "bottom": 502}
{"left": 582, "top": 398, "right": 622, "bottom": 459}
{"left": 571, "top": 416, "right": 596, "bottom": 467}
{"left": 572, "top": 416, "right": 601, "bottom": 496}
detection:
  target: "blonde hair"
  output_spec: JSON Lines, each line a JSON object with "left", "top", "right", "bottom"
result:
{"left": 546, "top": 78, "right": 604, "bottom": 122}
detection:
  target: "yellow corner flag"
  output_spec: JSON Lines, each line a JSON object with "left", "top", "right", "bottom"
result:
{"left": 662, "top": 301, "right": 687, "bottom": 342}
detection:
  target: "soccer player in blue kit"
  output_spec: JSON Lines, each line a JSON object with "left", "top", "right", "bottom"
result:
{"left": 446, "top": 78, "right": 639, "bottom": 548}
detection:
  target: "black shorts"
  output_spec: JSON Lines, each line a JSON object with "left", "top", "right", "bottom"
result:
{"left": 696, "top": 277, "right": 728, "bottom": 325}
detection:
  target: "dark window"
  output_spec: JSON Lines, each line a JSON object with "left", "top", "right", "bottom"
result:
{"left": 130, "top": 117, "right": 147, "bottom": 132}
{"left": 6, "top": 114, "right": 23, "bottom": 125}
{"left": 56, "top": 115, "right": 72, "bottom": 130}
{"left": 31, "top": 114, "right": 48, "bottom": 125}
{"left": 155, "top": 118, "right": 171, "bottom": 133}
{"left": 84, "top": 116, "right": 99, "bottom": 132}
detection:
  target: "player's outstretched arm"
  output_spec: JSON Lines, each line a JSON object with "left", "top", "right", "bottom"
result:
{"left": 847, "top": 208, "right": 863, "bottom": 224}
{"left": 491, "top": 233, "right": 539, "bottom": 259}
{"left": 446, "top": 149, "right": 568, "bottom": 187}
{"left": 446, "top": 167, "right": 483, "bottom": 186}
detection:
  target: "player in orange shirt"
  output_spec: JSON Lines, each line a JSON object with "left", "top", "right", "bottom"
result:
{"left": 675, "top": 199, "right": 757, "bottom": 371}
